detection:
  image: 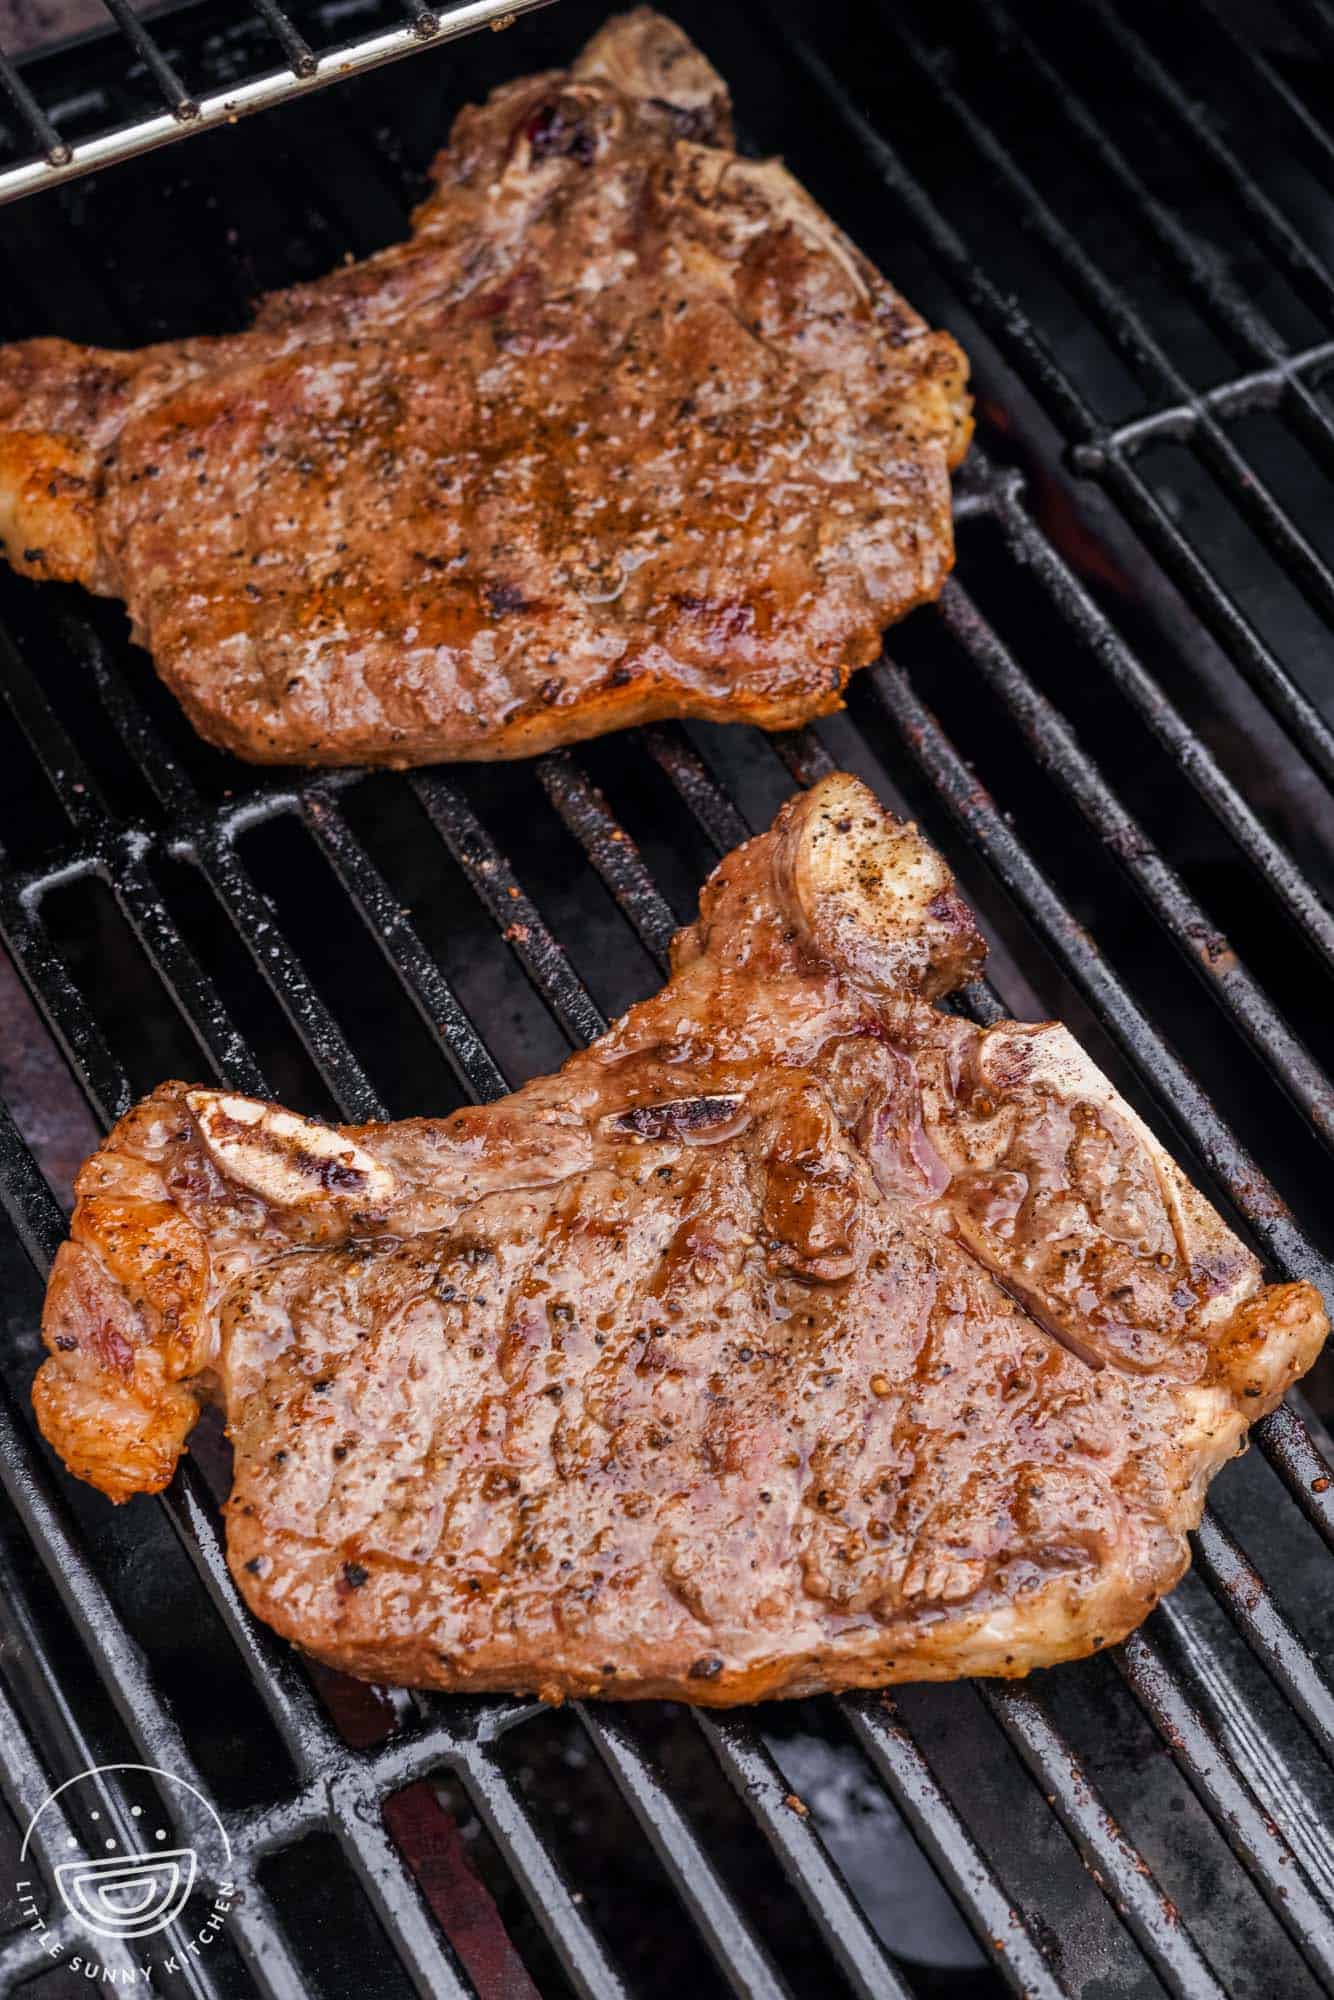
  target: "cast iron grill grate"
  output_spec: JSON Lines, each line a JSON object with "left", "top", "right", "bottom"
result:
{"left": 0, "top": 0, "right": 1333, "bottom": 1995}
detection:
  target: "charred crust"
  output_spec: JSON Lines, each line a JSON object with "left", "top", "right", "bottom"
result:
{"left": 311, "top": 1155, "right": 367, "bottom": 1193}
{"left": 613, "top": 1096, "right": 742, "bottom": 1140}
{"left": 646, "top": 95, "right": 721, "bottom": 141}
{"left": 521, "top": 96, "right": 598, "bottom": 165}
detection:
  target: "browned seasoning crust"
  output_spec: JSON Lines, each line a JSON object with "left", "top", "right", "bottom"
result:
{"left": 0, "top": 11, "right": 970, "bottom": 767}
{"left": 36, "top": 775, "right": 1325, "bottom": 1702}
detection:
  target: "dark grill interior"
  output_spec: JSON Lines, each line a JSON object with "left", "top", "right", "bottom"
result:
{"left": 1, "top": 0, "right": 1334, "bottom": 1994}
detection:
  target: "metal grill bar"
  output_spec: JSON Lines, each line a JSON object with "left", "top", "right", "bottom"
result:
{"left": 0, "top": 0, "right": 556, "bottom": 204}
{"left": 985, "top": 479, "right": 1334, "bottom": 993}
{"left": 0, "top": 1523, "right": 233, "bottom": 2000}
{"left": 1113, "top": 1627, "right": 1334, "bottom": 1990}
{"left": 983, "top": 1685, "right": 1227, "bottom": 2000}
{"left": 842, "top": 1696, "right": 1067, "bottom": 2000}
{"left": 192, "top": 831, "right": 385, "bottom": 1119}
{"left": 0, "top": 48, "right": 68, "bottom": 162}
{"left": 1193, "top": 0, "right": 1334, "bottom": 187}
{"left": 0, "top": 1552, "right": 150, "bottom": 1976}
{"left": 0, "top": 1907, "right": 78, "bottom": 1987}
{"left": 695, "top": 1712, "right": 916, "bottom": 2000}
{"left": 249, "top": 0, "right": 318, "bottom": 78}
{"left": 577, "top": 1709, "right": 789, "bottom": 2000}
{"left": 1151, "top": 1589, "right": 1334, "bottom": 1930}
{"left": 412, "top": 771, "right": 606, "bottom": 1050}
{"left": 1082, "top": 0, "right": 1334, "bottom": 323}
{"left": 97, "top": 0, "right": 197, "bottom": 115}
{"left": 452, "top": 1748, "right": 629, "bottom": 2000}
{"left": 300, "top": 788, "right": 509, "bottom": 1102}
{"left": 0, "top": 880, "right": 129, "bottom": 1121}
{"left": 0, "top": 1386, "right": 325, "bottom": 1995}
{"left": 1099, "top": 345, "right": 1334, "bottom": 457}
{"left": 1246, "top": 1397, "right": 1334, "bottom": 1553}
{"left": 3, "top": 650, "right": 249, "bottom": 1109}
{"left": 957, "top": 6, "right": 1334, "bottom": 724}
{"left": 1297, "top": 0, "right": 1334, "bottom": 65}
{"left": 971, "top": 0, "right": 1334, "bottom": 475}
{"left": 987, "top": 34, "right": 1333, "bottom": 456}
{"left": 325, "top": 1775, "right": 476, "bottom": 2000}
{"left": 1190, "top": 1513, "right": 1334, "bottom": 1762}
{"left": 922, "top": 15, "right": 1334, "bottom": 730}
{"left": 537, "top": 751, "right": 680, "bottom": 967}
{"left": 0, "top": 1627, "right": 144, "bottom": 1987}
{"left": 644, "top": 724, "right": 752, "bottom": 852}
{"left": 165, "top": 1464, "right": 353, "bottom": 1759}
{"left": 935, "top": 575, "right": 1334, "bottom": 1144}
{"left": 787, "top": 17, "right": 1334, "bottom": 792}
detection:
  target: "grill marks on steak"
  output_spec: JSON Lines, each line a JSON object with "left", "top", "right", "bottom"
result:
{"left": 34, "top": 775, "right": 1326, "bottom": 1701}
{"left": 0, "top": 11, "right": 970, "bottom": 767}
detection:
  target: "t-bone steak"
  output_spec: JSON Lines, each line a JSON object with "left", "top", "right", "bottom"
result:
{"left": 0, "top": 11, "right": 970, "bottom": 766}
{"left": 35, "top": 774, "right": 1324, "bottom": 1701}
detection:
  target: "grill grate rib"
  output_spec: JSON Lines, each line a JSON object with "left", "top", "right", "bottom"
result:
{"left": 694, "top": 1713, "right": 915, "bottom": 2000}
{"left": 982, "top": 1685, "right": 1228, "bottom": 2000}
{"left": 786, "top": 10, "right": 1334, "bottom": 794}
{"left": 934, "top": 574, "right": 1334, "bottom": 1144}
{"left": 1, "top": 1, "right": 1333, "bottom": 1995}
{"left": 1113, "top": 1623, "right": 1334, "bottom": 1992}
{"left": 843, "top": 1695, "right": 1067, "bottom": 2000}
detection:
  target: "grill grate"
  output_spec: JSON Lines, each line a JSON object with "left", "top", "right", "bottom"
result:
{"left": 1, "top": 0, "right": 1334, "bottom": 1994}
{"left": 0, "top": 0, "right": 554, "bottom": 204}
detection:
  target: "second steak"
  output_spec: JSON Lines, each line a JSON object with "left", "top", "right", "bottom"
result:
{"left": 35, "top": 775, "right": 1325, "bottom": 1702}
{"left": 0, "top": 9, "right": 970, "bottom": 766}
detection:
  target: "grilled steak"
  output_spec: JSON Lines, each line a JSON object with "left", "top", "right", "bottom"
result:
{"left": 35, "top": 774, "right": 1326, "bottom": 1701}
{"left": 0, "top": 11, "right": 969, "bottom": 767}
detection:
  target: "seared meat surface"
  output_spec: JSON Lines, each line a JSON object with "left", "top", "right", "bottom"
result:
{"left": 36, "top": 775, "right": 1325, "bottom": 1701}
{"left": 0, "top": 11, "right": 970, "bottom": 767}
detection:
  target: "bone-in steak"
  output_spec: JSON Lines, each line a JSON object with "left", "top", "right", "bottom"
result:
{"left": 0, "top": 11, "right": 970, "bottom": 768}
{"left": 35, "top": 775, "right": 1325, "bottom": 1700}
